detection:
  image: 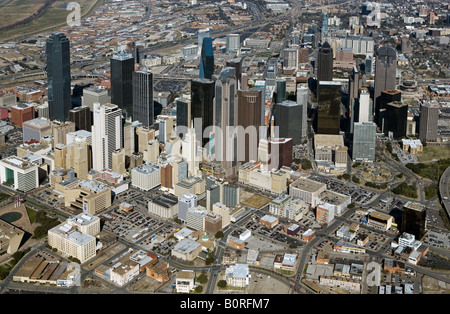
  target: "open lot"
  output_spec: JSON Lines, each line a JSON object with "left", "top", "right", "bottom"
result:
{"left": 247, "top": 273, "right": 291, "bottom": 294}
{"left": 417, "top": 145, "right": 450, "bottom": 163}
{"left": 0, "top": 0, "right": 104, "bottom": 41}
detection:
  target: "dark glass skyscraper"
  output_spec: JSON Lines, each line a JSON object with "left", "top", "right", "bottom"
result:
{"left": 68, "top": 106, "right": 91, "bottom": 132}
{"left": 402, "top": 202, "right": 427, "bottom": 240}
{"left": 384, "top": 101, "right": 407, "bottom": 139}
{"left": 111, "top": 51, "right": 134, "bottom": 120}
{"left": 373, "top": 46, "right": 397, "bottom": 114}
{"left": 46, "top": 32, "right": 71, "bottom": 122}
{"left": 176, "top": 98, "right": 191, "bottom": 138}
{"left": 191, "top": 78, "right": 215, "bottom": 147}
{"left": 237, "top": 89, "right": 263, "bottom": 162}
{"left": 199, "top": 37, "right": 214, "bottom": 80}
{"left": 132, "top": 69, "right": 154, "bottom": 127}
{"left": 316, "top": 42, "right": 333, "bottom": 82}
{"left": 316, "top": 81, "right": 342, "bottom": 135}
{"left": 273, "top": 100, "right": 303, "bottom": 145}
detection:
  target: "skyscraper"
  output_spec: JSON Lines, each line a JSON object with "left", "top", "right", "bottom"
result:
{"left": 176, "top": 98, "right": 191, "bottom": 138}
{"left": 226, "top": 58, "right": 242, "bottom": 86}
{"left": 92, "top": 103, "right": 123, "bottom": 171}
{"left": 237, "top": 89, "right": 264, "bottom": 162}
{"left": 352, "top": 122, "right": 376, "bottom": 162}
{"left": 273, "top": 100, "right": 304, "bottom": 145}
{"left": 316, "top": 81, "right": 342, "bottom": 135}
{"left": 402, "top": 201, "right": 427, "bottom": 240}
{"left": 199, "top": 37, "right": 214, "bottom": 80}
{"left": 68, "top": 106, "right": 91, "bottom": 132}
{"left": 373, "top": 46, "right": 397, "bottom": 115}
{"left": 111, "top": 51, "right": 135, "bottom": 120}
{"left": 132, "top": 69, "right": 154, "bottom": 127}
{"left": 316, "top": 42, "right": 333, "bottom": 82}
{"left": 377, "top": 89, "right": 401, "bottom": 129}
{"left": 297, "top": 84, "right": 309, "bottom": 139}
{"left": 213, "top": 67, "right": 238, "bottom": 164}
{"left": 46, "top": 32, "right": 71, "bottom": 122}
{"left": 322, "top": 12, "right": 329, "bottom": 36}
{"left": 384, "top": 101, "right": 408, "bottom": 139}
{"left": 191, "top": 78, "right": 215, "bottom": 147}
{"left": 275, "top": 79, "right": 287, "bottom": 104}
{"left": 198, "top": 28, "right": 211, "bottom": 55}
{"left": 419, "top": 101, "right": 439, "bottom": 142}
{"left": 82, "top": 87, "right": 108, "bottom": 111}
{"left": 226, "top": 34, "right": 240, "bottom": 54}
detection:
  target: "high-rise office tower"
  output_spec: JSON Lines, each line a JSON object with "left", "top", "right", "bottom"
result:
{"left": 316, "top": 81, "right": 342, "bottom": 135}
{"left": 351, "top": 89, "right": 372, "bottom": 133}
{"left": 178, "top": 193, "right": 198, "bottom": 223}
{"left": 199, "top": 37, "right": 214, "bottom": 80}
{"left": 322, "top": 12, "right": 329, "bottom": 35}
{"left": 384, "top": 101, "right": 408, "bottom": 139}
{"left": 132, "top": 69, "right": 154, "bottom": 127}
{"left": 352, "top": 121, "right": 376, "bottom": 162}
{"left": 284, "top": 47, "right": 299, "bottom": 70}
{"left": 226, "top": 34, "right": 240, "bottom": 54}
{"left": 376, "top": 89, "right": 401, "bottom": 129}
{"left": 191, "top": 78, "right": 215, "bottom": 147}
{"left": 373, "top": 46, "right": 397, "bottom": 115}
{"left": 226, "top": 58, "right": 242, "bottom": 86}
{"left": 275, "top": 79, "right": 287, "bottom": 104}
{"left": 273, "top": 100, "right": 303, "bottom": 145}
{"left": 68, "top": 106, "right": 91, "bottom": 132}
{"left": 82, "top": 87, "right": 108, "bottom": 111}
{"left": 176, "top": 98, "right": 191, "bottom": 138}
{"left": 237, "top": 89, "right": 264, "bottom": 162}
{"left": 365, "top": 56, "right": 374, "bottom": 75}
{"left": 198, "top": 28, "right": 211, "bottom": 55}
{"left": 46, "top": 32, "right": 71, "bottom": 122}
{"left": 213, "top": 67, "right": 238, "bottom": 165}
{"left": 348, "top": 66, "right": 362, "bottom": 105}
{"left": 316, "top": 42, "right": 333, "bottom": 82}
{"left": 402, "top": 202, "right": 427, "bottom": 240}
{"left": 111, "top": 51, "right": 135, "bottom": 120}
{"left": 419, "top": 101, "right": 439, "bottom": 142}
{"left": 297, "top": 84, "right": 309, "bottom": 139}
{"left": 269, "top": 137, "right": 293, "bottom": 169}
{"left": 92, "top": 103, "right": 123, "bottom": 171}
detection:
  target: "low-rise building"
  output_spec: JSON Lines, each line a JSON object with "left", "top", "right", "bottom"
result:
{"left": 171, "top": 238, "right": 202, "bottom": 262}
{"left": 110, "top": 259, "right": 139, "bottom": 287}
{"left": 259, "top": 214, "right": 279, "bottom": 229}
{"left": 176, "top": 270, "right": 195, "bottom": 293}
{"left": 225, "top": 264, "right": 250, "bottom": 288}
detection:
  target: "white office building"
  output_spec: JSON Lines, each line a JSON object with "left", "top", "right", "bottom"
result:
{"left": 131, "top": 162, "right": 161, "bottom": 191}
{"left": 0, "top": 155, "right": 39, "bottom": 192}
{"left": 92, "top": 103, "right": 123, "bottom": 171}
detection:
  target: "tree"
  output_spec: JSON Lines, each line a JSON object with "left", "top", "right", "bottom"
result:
{"left": 217, "top": 280, "right": 227, "bottom": 289}
{"left": 197, "top": 273, "right": 208, "bottom": 284}
{"left": 195, "top": 285, "right": 203, "bottom": 293}
{"left": 215, "top": 231, "right": 224, "bottom": 239}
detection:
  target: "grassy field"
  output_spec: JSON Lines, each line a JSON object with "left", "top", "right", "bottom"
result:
{"left": 417, "top": 145, "right": 450, "bottom": 162}
{"left": 0, "top": 0, "right": 104, "bottom": 41}
{"left": 0, "top": 0, "right": 44, "bottom": 29}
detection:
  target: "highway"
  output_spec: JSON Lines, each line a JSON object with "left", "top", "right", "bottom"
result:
{"left": 439, "top": 166, "right": 450, "bottom": 219}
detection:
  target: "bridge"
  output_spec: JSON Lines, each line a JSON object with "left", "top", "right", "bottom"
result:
{"left": 439, "top": 166, "right": 450, "bottom": 220}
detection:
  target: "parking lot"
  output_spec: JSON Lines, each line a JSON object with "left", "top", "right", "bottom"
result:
{"left": 242, "top": 213, "right": 305, "bottom": 249}
{"left": 309, "top": 174, "right": 378, "bottom": 205}
{"left": 423, "top": 229, "right": 450, "bottom": 249}
{"left": 101, "top": 206, "right": 174, "bottom": 246}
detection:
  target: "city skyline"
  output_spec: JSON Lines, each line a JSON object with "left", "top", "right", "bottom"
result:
{"left": 0, "top": 0, "right": 449, "bottom": 301}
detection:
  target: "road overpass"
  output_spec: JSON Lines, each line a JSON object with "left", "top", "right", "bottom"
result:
{"left": 439, "top": 166, "right": 450, "bottom": 220}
